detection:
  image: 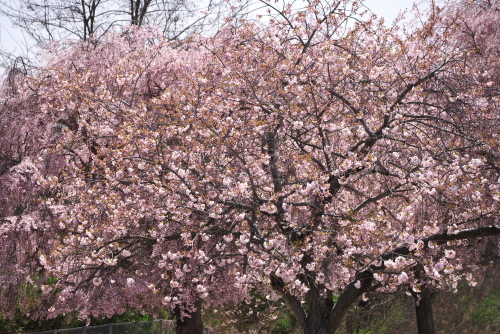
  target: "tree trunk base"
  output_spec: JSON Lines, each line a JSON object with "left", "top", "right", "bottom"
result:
{"left": 175, "top": 298, "right": 203, "bottom": 334}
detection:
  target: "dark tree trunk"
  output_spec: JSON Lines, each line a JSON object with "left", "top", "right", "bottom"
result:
{"left": 175, "top": 298, "right": 203, "bottom": 334}
{"left": 271, "top": 271, "right": 375, "bottom": 334}
{"left": 328, "top": 271, "right": 376, "bottom": 332}
{"left": 414, "top": 287, "right": 435, "bottom": 334}
{"left": 302, "top": 313, "right": 334, "bottom": 333}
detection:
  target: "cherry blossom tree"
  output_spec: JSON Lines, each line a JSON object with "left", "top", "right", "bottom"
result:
{"left": 1, "top": 1, "right": 499, "bottom": 334}
{"left": 0, "top": 25, "right": 245, "bottom": 334}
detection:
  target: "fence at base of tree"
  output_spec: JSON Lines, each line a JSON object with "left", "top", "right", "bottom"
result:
{"left": 26, "top": 319, "right": 176, "bottom": 334}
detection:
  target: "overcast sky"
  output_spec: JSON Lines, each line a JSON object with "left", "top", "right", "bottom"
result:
{"left": 365, "top": 0, "right": 419, "bottom": 20}
{"left": 0, "top": 0, "right": 419, "bottom": 74}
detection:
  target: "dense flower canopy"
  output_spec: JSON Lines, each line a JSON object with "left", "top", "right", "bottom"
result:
{"left": 0, "top": 1, "right": 499, "bottom": 333}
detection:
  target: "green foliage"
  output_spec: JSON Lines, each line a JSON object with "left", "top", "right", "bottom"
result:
{"left": 0, "top": 310, "right": 82, "bottom": 334}
{"left": 0, "top": 318, "right": 19, "bottom": 334}
{"left": 271, "top": 312, "right": 297, "bottom": 334}
{"left": 470, "top": 293, "right": 500, "bottom": 329}
{"left": 342, "top": 295, "right": 408, "bottom": 334}
{"left": 0, "top": 310, "right": 169, "bottom": 334}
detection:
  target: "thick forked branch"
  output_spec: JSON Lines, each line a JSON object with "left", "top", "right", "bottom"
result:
{"left": 423, "top": 225, "right": 500, "bottom": 245}
{"left": 329, "top": 270, "right": 377, "bottom": 331}
{"left": 270, "top": 273, "right": 307, "bottom": 330}
{"left": 270, "top": 226, "right": 499, "bottom": 334}
{"left": 327, "top": 226, "right": 500, "bottom": 331}
{"left": 376, "top": 225, "right": 500, "bottom": 264}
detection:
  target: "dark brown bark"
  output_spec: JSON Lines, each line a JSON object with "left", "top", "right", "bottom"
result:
{"left": 424, "top": 225, "right": 500, "bottom": 244}
{"left": 270, "top": 273, "right": 307, "bottom": 329}
{"left": 303, "top": 275, "right": 332, "bottom": 334}
{"left": 175, "top": 298, "right": 203, "bottom": 334}
{"left": 328, "top": 271, "right": 376, "bottom": 332}
{"left": 414, "top": 287, "right": 435, "bottom": 334}
{"left": 410, "top": 262, "right": 435, "bottom": 334}
{"left": 271, "top": 271, "right": 375, "bottom": 334}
